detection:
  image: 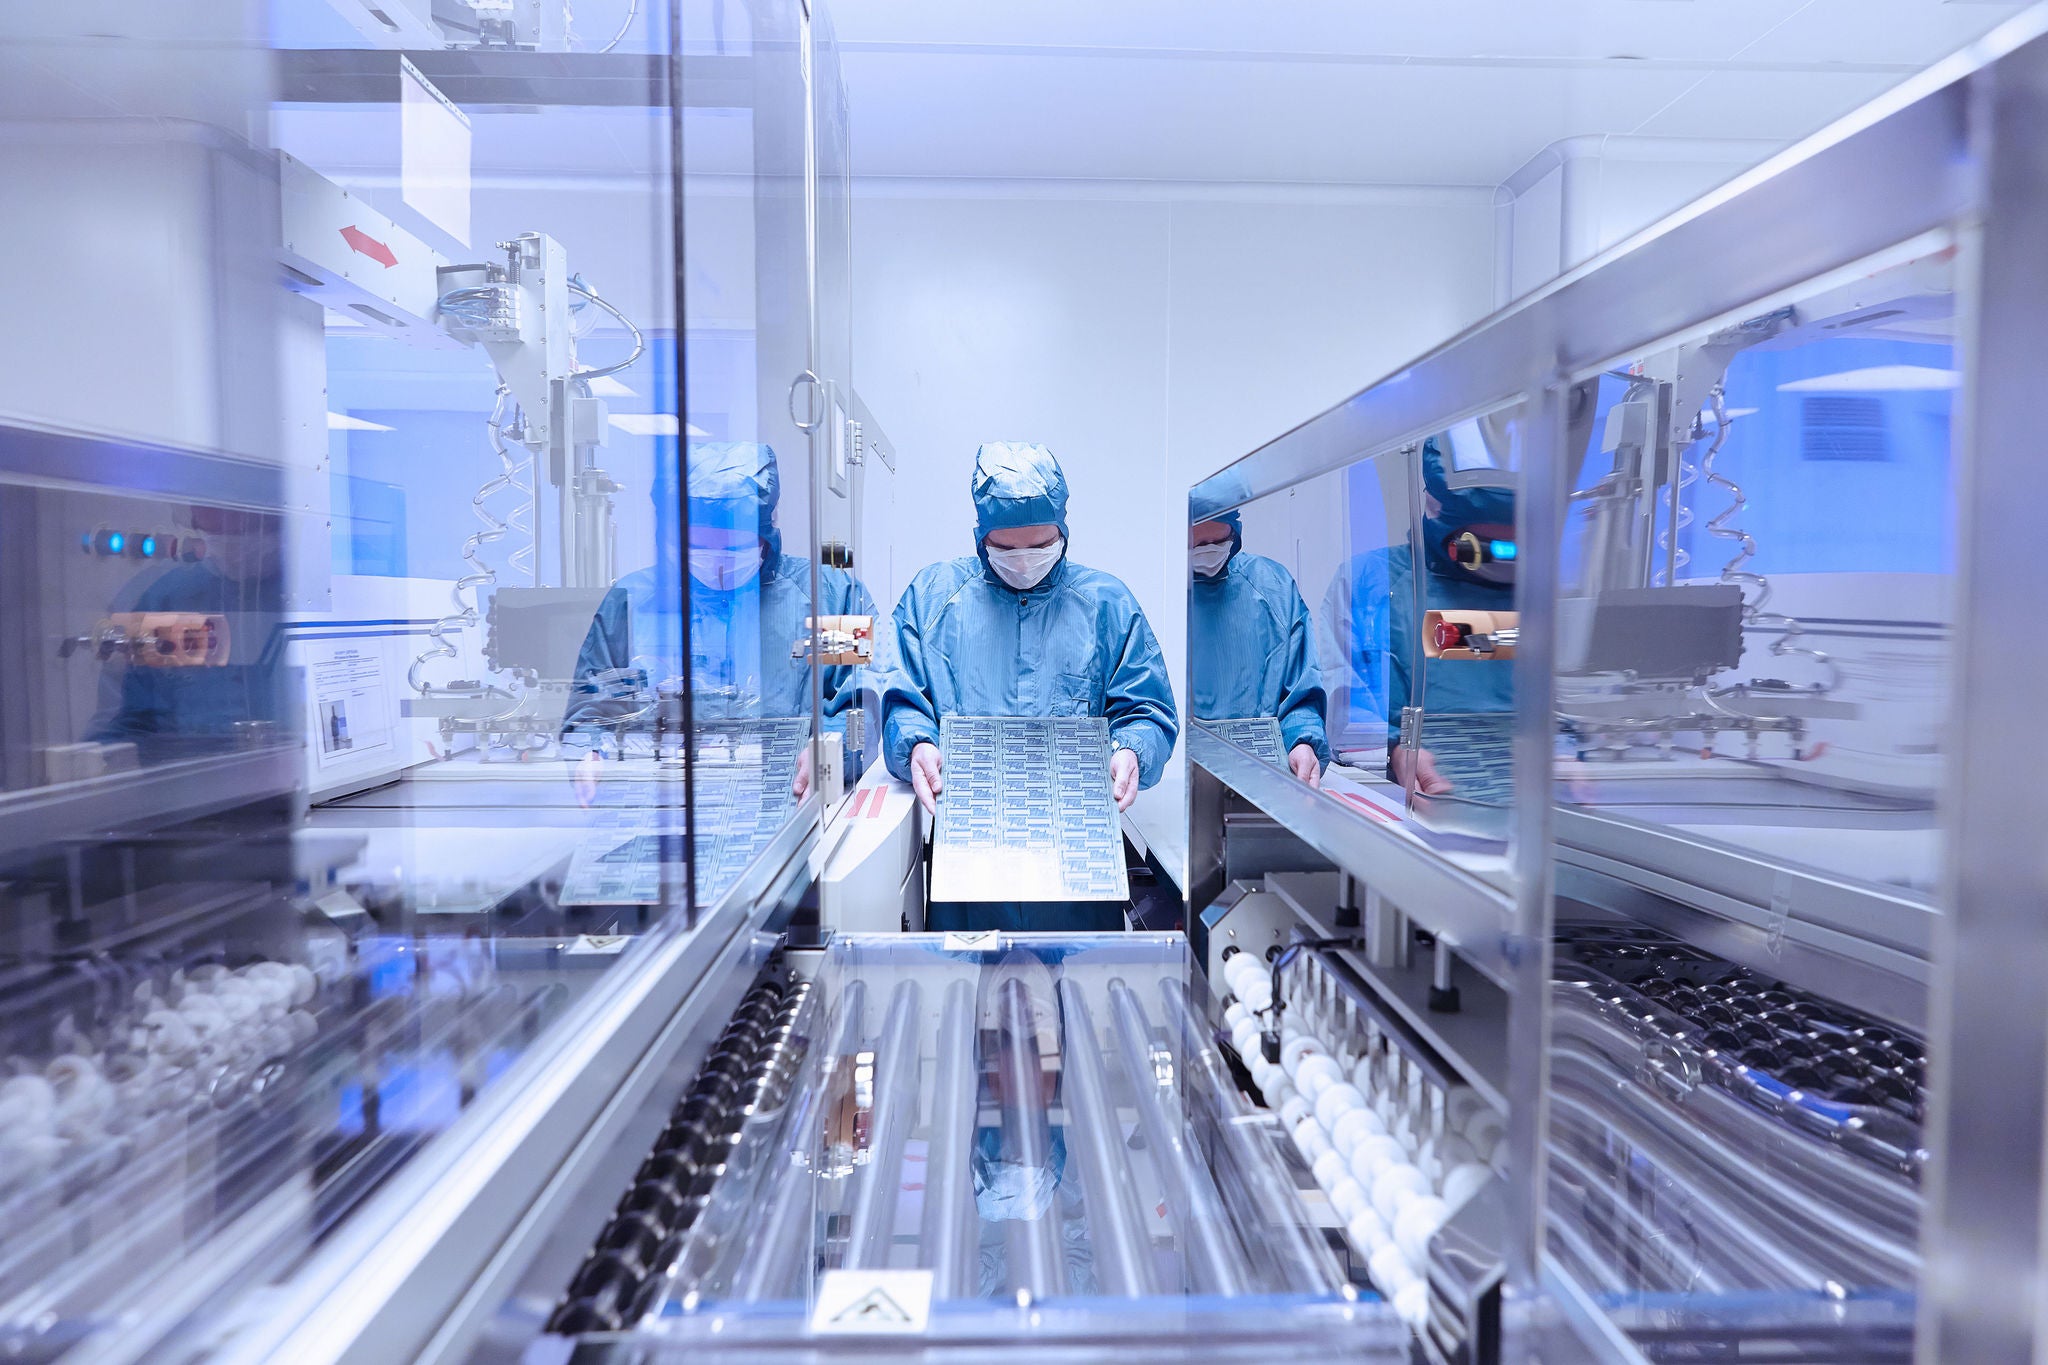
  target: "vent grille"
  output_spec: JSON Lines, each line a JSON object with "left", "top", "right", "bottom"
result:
{"left": 1801, "top": 396, "right": 1889, "bottom": 461}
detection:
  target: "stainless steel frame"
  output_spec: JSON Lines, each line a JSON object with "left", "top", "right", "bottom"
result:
{"left": 1190, "top": 731, "right": 1516, "bottom": 985}
{"left": 1918, "top": 28, "right": 2048, "bottom": 1365}
{"left": 1185, "top": 8, "right": 2048, "bottom": 1360}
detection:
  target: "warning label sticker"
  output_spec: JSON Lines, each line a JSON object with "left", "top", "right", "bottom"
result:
{"left": 809, "top": 1268, "right": 934, "bottom": 1335}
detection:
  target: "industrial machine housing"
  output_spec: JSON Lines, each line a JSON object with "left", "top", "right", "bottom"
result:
{"left": 0, "top": 3, "right": 2042, "bottom": 1365}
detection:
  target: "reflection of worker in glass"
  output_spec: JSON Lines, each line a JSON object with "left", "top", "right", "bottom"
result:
{"left": 567, "top": 441, "right": 882, "bottom": 797}
{"left": 86, "top": 505, "right": 290, "bottom": 762}
{"left": 1188, "top": 511, "right": 1329, "bottom": 787}
{"left": 882, "top": 443, "right": 1178, "bottom": 932}
{"left": 1321, "top": 436, "right": 1515, "bottom": 794}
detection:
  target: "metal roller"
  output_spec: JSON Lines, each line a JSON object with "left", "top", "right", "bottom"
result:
{"left": 1057, "top": 979, "right": 1157, "bottom": 1297}
{"left": 1106, "top": 978, "right": 1252, "bottom": 1296}
{"left": 1159, "top": 978, "right": 1344, "bottom": 1295}
{"left": 731, "top": 980, "right": 865, "bottom": 1301}
{"left": 996, "top": 976, "right": 1064, "bottom": 1301}
{"left": 844, "top": 980, "right": 923, "bottom": 1270}
{"left": 920, "top": 979, "right": 980, "bottom": 1298}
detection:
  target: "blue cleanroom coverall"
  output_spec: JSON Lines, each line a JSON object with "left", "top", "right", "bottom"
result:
{"left": 1188, "top": 509, "right": 1332, "bottom": 766}
{"left": 882, "top": 442, "right": 1178, "bottom": 933}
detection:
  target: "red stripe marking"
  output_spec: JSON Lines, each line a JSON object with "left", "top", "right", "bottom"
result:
{"left": 1336, "top": 791, "right": 1401, "bottom": 824}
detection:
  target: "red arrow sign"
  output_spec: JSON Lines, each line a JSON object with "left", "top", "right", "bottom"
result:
{"left": 339, "top": 225, "right": 397, "bottom": 268}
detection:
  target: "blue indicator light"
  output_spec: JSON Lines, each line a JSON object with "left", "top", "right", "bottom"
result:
{"left": 139, "top": 535, "right": 158, "bottom": 558}
{"left": 1489, "top": 539, "right": 1517, "bottom": 561}
{"left": 105, "top": 532, "right": 125, "bottom": 555}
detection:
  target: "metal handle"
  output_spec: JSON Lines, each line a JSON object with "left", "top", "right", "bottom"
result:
{"left": 787, "top": 370, "right": 823, "bottom": 433}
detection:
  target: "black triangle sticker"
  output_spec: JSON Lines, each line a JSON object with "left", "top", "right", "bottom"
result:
{"left": 831, "top": 1288, "right": 912, "bottom": 1325}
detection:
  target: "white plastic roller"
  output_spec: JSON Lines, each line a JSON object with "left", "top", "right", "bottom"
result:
{"left": 1293, "top": 1053, "right": 1343, "bottom": 1100}
{"left": 1394, "top": 1194, "right": 1450, "bottom": 1265}
{"left": 1312, "top": 1082, "right": 1366, "bottom": 1130}
{"left": 1371, "top": 1161, "right": 1431, "bottom": 1221}
{"left": 1348, "top": 1133, "right": 1406, "bottom": 1185}
{"left": 1442, "top": 1161, "right": 1493, "bottom": 1211}
{"left": 1329, "top": 1106, "right": 1384, "bottom": 1158}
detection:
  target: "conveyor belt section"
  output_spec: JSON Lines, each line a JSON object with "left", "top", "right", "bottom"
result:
{"left": 555, "top": 944, "right": 1360, "bottom": 1351}
{"left": 1547, "top": 924, "right": 1922, "bottom": 1358}
{"left": 1555, "top": 924, "right": 1925, "bottom": 1176}
{"left": 1214, "top": 942, "right": 1506, "bottom": 1353}
{"left": 546, "top": 973, "right": 811, "bottom": 1334}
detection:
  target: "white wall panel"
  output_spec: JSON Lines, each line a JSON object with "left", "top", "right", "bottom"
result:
{"left": 851, "top": 183, "right": 1497, "bottom": 778}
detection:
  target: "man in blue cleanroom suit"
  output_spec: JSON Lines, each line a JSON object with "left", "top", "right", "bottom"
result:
{"left": 1319, "top": 437, "right": 1515, "bottom": 795}
{"left": 1188, "top": 509, "right": 1331, "bottom": 788}
{"left": 566, "top": 441, "right": 885, "bottom": 795}
{"left": 882, "top": 442, "right": 1178, "bottom": 933}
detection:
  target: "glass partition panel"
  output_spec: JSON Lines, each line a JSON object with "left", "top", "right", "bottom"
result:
{"left": 0, "top": 0, "right": 834, "bottom": 1353}
{"left": 1553, "top": 245, "right": 1953, "bottom": 897}
{"left": 1189, "top": 466, "right": 1357, "bottom": 780}
{"left": 1542, "top": 244, "right": 1953, "bottom": 1358}
{"left": 1191, "top": 401, "right": 1529, "bottom": 882}
{"left": 1409, "top": 411, "right": 1524, "bottom": 844}
{"left": 672, "top": 0, "right": 815, "bottom": 905}
{"left": 806, "top": 0, "right": 889, "bottom": 790}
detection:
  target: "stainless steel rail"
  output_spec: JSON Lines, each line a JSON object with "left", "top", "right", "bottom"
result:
{"left": 1191, "top": 733, "right": 1516, "bottom": 987}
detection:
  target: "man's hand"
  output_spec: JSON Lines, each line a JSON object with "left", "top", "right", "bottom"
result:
{"left": 1111, "top": 749, "right": 1139, "bottom": 811}
{"left": 910, "top": 741, "right": 945, "bottom": 816}
{"left": 573, "top": 750, "right": 603, "bottom": 807}
{"left": 792, "top": 746, "right": 812, "bottom": 801}
{"left": 1389, "top": 745, "right": 1454, "bottom": 795}
{"left": 1288, "top": 743, "right": 1323, "bottom": 789}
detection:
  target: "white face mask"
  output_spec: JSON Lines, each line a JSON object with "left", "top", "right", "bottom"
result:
{"left": 688, "top": 544, "right": 763, "bottom": 588}
{"left": 1189, "top": 542, "right": 1233, "bottom": 578}
{"left": 987, "top": 537, "right": 1064, "bottom": 590}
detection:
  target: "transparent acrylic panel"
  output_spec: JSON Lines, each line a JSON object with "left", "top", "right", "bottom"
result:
{"left": 1191, "top": 465, "right": 1373, "bottom": 784}
{"left": 665, "top": 0, "right": 831, "bottom": 909}
{"left": 1542, "top": 245, "right": 1952, "bottom": 1360}
{"left": 588, "top": 933, "right": 1401, "bottom": 1360}
{"left": 1193, "top": 403, "right": 1527, "bottom": 882}
{"left": 1409, "top": 413, "right": 1524, "bottom": 845}
{"left": 0, "top": 0, "right": 788, "bottom": 1354}
{"left": 1553, "top": 245, "right": 1954, "bottom": 898}
{"left": 805, "top": 2, "right": 888, "bottom": 788}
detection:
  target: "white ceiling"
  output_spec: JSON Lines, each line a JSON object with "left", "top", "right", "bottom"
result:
{"left": 826, "top": 0, "right": 2031, "bottom": 186}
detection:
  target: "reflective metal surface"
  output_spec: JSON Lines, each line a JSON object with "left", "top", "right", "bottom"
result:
{"left": 553, "top": 933, "right": 1400, "bottom": 1361}
{"left": 1180, "top": 11, "right": 2048, "bottom": 1363}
